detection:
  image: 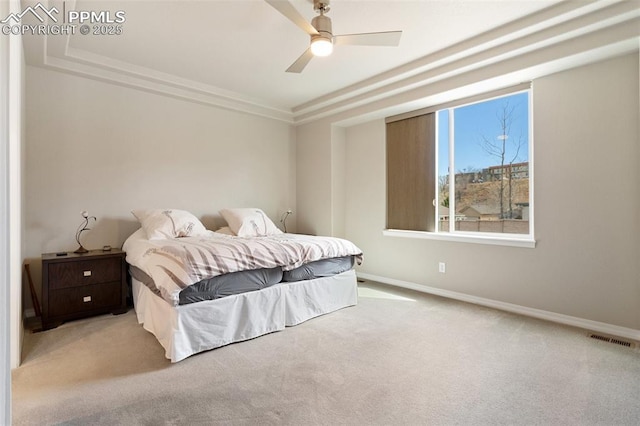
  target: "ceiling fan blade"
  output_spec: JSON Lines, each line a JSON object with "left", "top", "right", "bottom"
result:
{"left": 334, "top": 31, "right": 402, "bottom": 47}
{"left": 286, "top": 48, "right": 314, "bottom": 73}
{"left": 265, "top": 0, "right": 318, "bottom": 35}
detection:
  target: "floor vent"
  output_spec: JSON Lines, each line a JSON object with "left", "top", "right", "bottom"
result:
{"left": 610, "top": 338, "right": 632, "bottom": 348}
{"left": 589, "top": 333, "right": 634, "bottom": 348}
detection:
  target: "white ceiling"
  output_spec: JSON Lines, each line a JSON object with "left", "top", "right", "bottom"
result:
{"left": 20, "top": 0, "right": 640, "bottom": 123}
{"left": 65, "top": 0, "right": 560, "bottom": 107}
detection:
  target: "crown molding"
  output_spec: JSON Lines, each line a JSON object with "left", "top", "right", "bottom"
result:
{"left": 51, "top": 47, "right": 295, "bottom": 123}
{"left": 23, "top": 0, "right": 640, "bottom": 126}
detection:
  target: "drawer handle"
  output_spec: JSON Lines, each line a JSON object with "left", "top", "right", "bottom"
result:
{"left": 83, "top": 296, "right": 92, "bottom": 303}
{"left": 83, "top": 270, "right": 92, "bottom": 277}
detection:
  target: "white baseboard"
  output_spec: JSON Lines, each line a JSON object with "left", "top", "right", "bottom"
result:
{"left": 357, "top": 272, "right": 640, "bottom": 342}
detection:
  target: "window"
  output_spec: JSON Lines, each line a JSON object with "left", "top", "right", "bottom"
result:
{"left": 386, "top": 85, "right": 533, "bottom": 245}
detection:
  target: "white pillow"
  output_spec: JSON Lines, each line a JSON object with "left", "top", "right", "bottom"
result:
{"left": 219, "top": 208, "right": 283, "bottom": 237}
{"left": 132, "top": 209, "right": 208, "bottom": 240}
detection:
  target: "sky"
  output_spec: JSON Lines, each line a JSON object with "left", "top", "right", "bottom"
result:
{"left": 437, "top": 91, "right": 529, "bottom": 176}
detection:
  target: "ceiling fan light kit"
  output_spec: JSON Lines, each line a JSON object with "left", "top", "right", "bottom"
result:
{"left": 266, "top": 0, "right": 402, "bottom": 73}
{"left": 310, "top": 36, "right": 333, "bottom": 56}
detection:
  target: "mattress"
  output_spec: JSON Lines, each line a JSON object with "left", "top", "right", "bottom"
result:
{"left": 178, "top": 255, "right": 356, "bottom": 305}
{"left": 178, "top": 267, "right": 283, "bottom": 305}
{"left": 282, "top": 255, "right": 354, "bottom": 282}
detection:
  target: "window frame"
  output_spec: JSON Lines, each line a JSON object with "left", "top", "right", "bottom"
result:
{"left": 385, "top": 84, "right": 536, "bottom": 248}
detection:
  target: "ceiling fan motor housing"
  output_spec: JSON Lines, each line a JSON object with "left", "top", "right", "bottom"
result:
{"left": 311, "top": 14, "right": 332, "bottom": 35}
{"left": 311, "top": 13, "right": 332, "bottom": 40}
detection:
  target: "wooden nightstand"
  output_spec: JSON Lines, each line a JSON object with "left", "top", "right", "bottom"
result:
{"left": 41, "top": 249, "right": 128, "bottom": 330}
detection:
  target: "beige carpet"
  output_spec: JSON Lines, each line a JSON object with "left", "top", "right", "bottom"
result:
{"left": 12, "top": 281, "right": 640, "bottom": 425}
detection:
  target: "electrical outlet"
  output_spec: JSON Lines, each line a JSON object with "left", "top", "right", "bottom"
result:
{"left": 438, "top": 262, "right": 446, "bottom": 273}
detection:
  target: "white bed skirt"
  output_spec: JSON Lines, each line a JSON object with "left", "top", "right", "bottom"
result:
{"left": 132, "top": 269, "right": 358, "bottom": 362}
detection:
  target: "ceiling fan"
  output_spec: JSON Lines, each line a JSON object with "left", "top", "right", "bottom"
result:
{"left": 265, "top": 0, "right": 402, "bottom": 73}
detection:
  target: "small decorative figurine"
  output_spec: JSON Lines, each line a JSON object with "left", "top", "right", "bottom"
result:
{"left": 74, "top": 210, "right": 96, "bottom": 254}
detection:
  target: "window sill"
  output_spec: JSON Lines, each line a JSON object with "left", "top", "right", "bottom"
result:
{"left": 383, "top": 229, "right": 536, "bottom": 248}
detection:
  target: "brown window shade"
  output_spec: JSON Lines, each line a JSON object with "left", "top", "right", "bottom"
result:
{"left": 386, "top": 113, "right": 436, "bottom": 231}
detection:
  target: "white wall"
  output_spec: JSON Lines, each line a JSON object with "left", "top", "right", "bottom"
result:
{"left": 1, "top": 0, "right": 25, "bottom": 419}
{"left": 331, "top": 126, "right": 346, "bottom": 238}
{"left": 0, "top": 2, "right": 11, "bottom": 420}
{"left": 10, "top": 5, "right": 25, "bottom": 370}
{"left": 294, "top": 122, "right": 349, "bottom": 238}
{"left": 342, "top": 53, "right": 640, "bottom": 330}
{"left": 25, "top": 66, "right": 295, "bottom": 305}
{"left": 295, "top": 121, "right": 332, "bottom": 235}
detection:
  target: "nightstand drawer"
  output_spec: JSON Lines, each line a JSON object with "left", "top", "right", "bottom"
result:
{"left": 49, "top": 258, "right": 121, "bottom": 289}
{"left": 48, "top": 281, "right": 121, "bottom": 317}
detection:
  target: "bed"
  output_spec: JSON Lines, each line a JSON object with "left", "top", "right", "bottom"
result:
{"left": 123, "top": 208, "right": 363, "bottom": 362}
